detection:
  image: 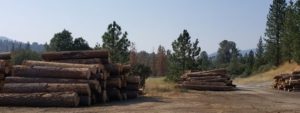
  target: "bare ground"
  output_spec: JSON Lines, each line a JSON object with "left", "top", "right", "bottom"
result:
{"left": 1, "top": 82, "right": 300, "bottom": 113}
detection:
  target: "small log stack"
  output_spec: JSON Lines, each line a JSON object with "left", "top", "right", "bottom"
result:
{"left": 273, "top": 71, "right": 300, "bottom": 92}
{"left": 0, "top": 52, "right": 11, "bottom": 91}
{"left": 177, "top": 69, "right": 236, "bottom": 91}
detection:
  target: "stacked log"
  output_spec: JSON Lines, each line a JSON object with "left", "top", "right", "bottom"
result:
{"left": 0, "top": 52, "right": 11, "bottom": 91}
{"left": 0, "top": 50, "right": 140, "bottom": 107}
{"left": 273, "top": 71, "right": 300, "bottom": 92}
{"left": 177, "top": 69, "right": 236, "bottom": 91}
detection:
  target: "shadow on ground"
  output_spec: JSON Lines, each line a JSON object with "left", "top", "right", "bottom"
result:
{"left": 100, "top": 96, "right": 168, "bottom": 107}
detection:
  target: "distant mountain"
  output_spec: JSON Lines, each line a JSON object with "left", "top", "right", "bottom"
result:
{"left": 0, "top": 36, "right": 45, "bottom": 52}
{"left": 209, "top": 48, "right": 256, "bottom": 58}
{"left": 0, "top": 36, "right": 12, "bottom": 41}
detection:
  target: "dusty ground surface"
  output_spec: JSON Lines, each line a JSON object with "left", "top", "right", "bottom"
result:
{"left": 0, "top": 82, "right": 300, "bottom": 113}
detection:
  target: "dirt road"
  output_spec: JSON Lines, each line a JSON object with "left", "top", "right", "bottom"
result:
{"left": 0, "top": 82, "right": 300, "bottom": 113}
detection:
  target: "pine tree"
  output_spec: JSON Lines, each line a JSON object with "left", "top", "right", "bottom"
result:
{"left": 292, "top": 0, "right": 300, "bottom": 63}
{"left": 199, "top": 51, "right": 210, "bottom": 70}
{"left": 265, "top": 0, "right": 286, "bottom": 66}
{"left": 102, "top": 21, "right": 131, "bottom": 63}
{"left": 254, "top": 37, "right": 265, "bottom": 69}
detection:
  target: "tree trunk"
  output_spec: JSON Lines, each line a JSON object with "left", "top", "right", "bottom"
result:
{"left": 0, "top": 92, "right": 80, "bottom": 107}
{"left": 42, "top": 50, "right": 109, "bottom": 61}
{"left": 0, "top": 60, "right": 10, "bottom": 74}
{"left": 79, "top": 96, "right": 91, "bottom": 106}
{"left": 126, "top": 83, "right": 139, "bottom": 91}
{"left": 105, "top": 63, "right": 123, "bottom": 75}
{"left": 107, "top": 77, "right": 121, "bottom": 88}
{"left": 12, "top": 65, "right": 91, "bottom": 80}
{"left": 126, "top": 91, "right": 138, "bottom": 99}
{"left": 2, "top": 83, "right": 91, "bottom": 96}
{"left": 182, "top": 81, "right": 228, "bottom": 86}
{"left": 186, "top": 73, "right": 227, "bottom": 78}
{"left": 107, "top": 88, "right": 122, "bottom": 101}
{"left": 187, "top": 76, "right": 229, "bottom": 81}
{"left": 53, "top": 58, "right": 110, "bottom": 65}
{"left": 126, "top": 76, "right": 140, "bottom": 84}
{"left": 23, "top": 60, "right": 98, "bottom": 74}
{"left": 0, "top": 52, "right": 11, "bottom": 60}
{"left": 179, "top": 84, "right": 235, "bottom": 91}
{"left": 122, "top": 65, "right": 131, "bottom": 74}
{"left": 5, "top": 77, "right": 100, "bottom": 93}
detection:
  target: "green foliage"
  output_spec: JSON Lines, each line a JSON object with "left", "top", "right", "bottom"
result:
{"left": 166, "top": 30, "right": 201, "bottom": 81}
{"left": 217, "top": 40, "right": 239, "bottom": 65}
{"left": 47, "top": 30, "right": 91, "bottom": 51}
{"left": 265, "top": 0, "right": 286, "bottom": 66}
{"left": 199, "top": 51, "right": 210, "bottom": 70}
{"left": 254, "top": 37, "right": 266, "bottom": 70}
{"left": 130, "top": 64, "right": 152, "bottom": 88}
{"left": 102, "top": 21, "right": 131, "bottom": 63}
{"left": 291, "top": 1, "right": 300, "bottom": 64}
{"left": 12, "top": 49, "right": 41, "bottom": 65}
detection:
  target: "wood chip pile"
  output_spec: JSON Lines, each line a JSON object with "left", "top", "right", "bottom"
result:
{"left": 178, "top": 69, "right": 236, "bottom": 91}
{"left": 0, "top": 50, "right": 141, "bottom": 107}
{"left": 273, "top": 70, "right": 300, "bottom": 92}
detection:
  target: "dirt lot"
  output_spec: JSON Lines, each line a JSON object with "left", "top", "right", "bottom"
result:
{"left": 0, "top": 81, "right": 300, "bottom": 113}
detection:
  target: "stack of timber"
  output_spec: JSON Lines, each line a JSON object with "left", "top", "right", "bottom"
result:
{"left": 42, "top": 50, "right": 110, "bottom": 103}
{"left": 126, "top": 76, "right": 140, "bottom": 99}
{"left": 178, "top": 69, "right": 236, "bottom": 91}
{"left": 0, "top": 52, "right": 12, "bottom": 91}
{"left": 273, "top": 70, "right": 300, "bottom": 92}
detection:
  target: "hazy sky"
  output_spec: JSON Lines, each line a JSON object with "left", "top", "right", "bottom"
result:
{"left": 0, "top": 0, "right": 271, "bottom": 54}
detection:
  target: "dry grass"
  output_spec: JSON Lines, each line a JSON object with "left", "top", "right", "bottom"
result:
{"left": 234, "top": 62, "right": 300, "bottom": 84}
{"left": 144, "top": 77, "right": 185, "bottom": 98}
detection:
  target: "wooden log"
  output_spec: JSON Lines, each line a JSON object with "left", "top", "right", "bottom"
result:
{"left": 188, "top": 76, "right": 229, "bottom": 81}
{"left": 12, "top": 65, "right": 91, "bottom": 80}
{"left": 5, "top": 77, "right": 101, "bottom": 93}
{"left": 292, "top": 70, "right": 300, "bottom": 74}
{"left": 126, "top": 91, "right": 139, "bottom": 99}
{"left": 79, "top": 96, "right": 91, "bottom": 106}
{"left": 2, "top": 83, "right": 91, "bottom": 96}
{"left": 0, "top": 60, "right": 10, "bottom": 74}
{"left": 105, "top": 63, "right": 123, "bottom": 75}
{"left": 107, "top": 77, "right": 121, "bottom": 88}
{"left": 23, "top": 60, "right": 98, "bottom": 74}
{"left": 182, "top": 81, "right": 228, "bottom": 86}
{"left": 126, "top": 76, "right": 140, "bottom": 84}
{"left": 97, "top": 90, "right": 108, "bottom": 103}
{"left": 189, "top": 69, "right": 227, "bottom": 75}
{"left": 42, "top": 50, "right": 109, "bottom": 61}
{"left": 0, "top": 92, "right": 80, "bottom": 107}
{"left": 179, "top": 84, "right": 235, "bottom": 91}
{"left": 53, "top": 58, "right": 110, "bottom": 65}
{"left": 189, "top": 78, "right": 230, "bottom": 83}
{"left": 126, "top": 83, "right": 139, "bottom": 91}
{"left": 186, "top": 73, "right": 227, "bottom": 78}
{"left": 100, "top": 80, "right": 107, "bottom": 90}
{"left": 107, "top": 88, "right": 122, "bottom": 101}
{"left": 122, "top": 64, "right": 131, "bottom": 74}
{"left": 0, "top": 52, "right": 11, "bottom": 60}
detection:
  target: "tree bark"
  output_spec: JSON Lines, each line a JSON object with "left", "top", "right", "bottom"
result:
{"left": 105, "top": 63, "right": 123, "bottom": 75}
{"left": 182, "top": 81, "right": 228, "bottom": 86}
{"left": 79, "top": 96, "right": 91, "bottom": 106}
{"left": 5, "top": 77, "right": 100, "bottom": 93}
{"left": 0, "top": 60, "right": 10, "bottom": 74}
{"left": 126, "top": 91, "right": 138, "bottom": 99}
{"left": 42, "top": 50, "right": 109, "bottom": 61}
{"left": 12, "top": 65, "right": 91, "bottom": 80}
{"left": 126, "top": 83, "right": 139, "bottom": 91}
{"left": 179, "top": 84, "right": 235, "bottom": 91}
{"left": 23, "top": 60, "right": 98, "bottom": 74}
{"left": 2, "top": 83, "right": 91, "bottom": 96}
{"left": 0, "top": 52, "right": 11, "bottom": 60}
{"left": 126, "top": 76, "right": 140, "bottom": 84}
{"left": 107, "top": 77, "right": 121, "bottom": 88}
{"left": 0, "top": 92, "right": 80, "bottom": 107}
{"left": 107, "top": 88, "right": 122, "bottom": 101}
{"left": 53, "top": 58, "right": 110, "bottom": 65}
{"left": 187, "top": 76, "right": 229, "bottom": 81}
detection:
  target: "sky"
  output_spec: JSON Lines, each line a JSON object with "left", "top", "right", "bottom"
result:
{"left": 0, "top": 0, "right": 272, "bottom": 54}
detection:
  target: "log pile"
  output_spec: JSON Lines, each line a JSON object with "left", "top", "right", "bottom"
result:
{"left": 273, "top": 71, "right": 300, "bottom": 92}
{"left": 177, "top": 69, "right": 236, "bottom": 91}
{"left": 0, "top": 52, "right": 11, "bottom": 91}
{"left": 0, "top": 50, "right": 141, "bottom": 107}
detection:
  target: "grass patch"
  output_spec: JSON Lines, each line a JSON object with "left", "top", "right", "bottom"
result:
{"left": 234, "top": 62, "right": 300, "bottom": 84}
{"left": 144, "top": 77, "right": 186, "bottom": 97}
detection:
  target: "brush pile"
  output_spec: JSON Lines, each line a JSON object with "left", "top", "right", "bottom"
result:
{"left": 273, "top": 70, "right": 300, "bottom": 92}
{"left": 0, "top": 50, "right": 141, "bottom": 107}
{"left": 178, "top": 69, "right": 236, "bottom": 91}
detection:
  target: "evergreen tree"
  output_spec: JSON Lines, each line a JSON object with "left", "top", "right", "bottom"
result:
{"left": 254, "top": 37, "right": 265, "bottom": 69}
{"left": 217, "top": 40, "right": 239, "bottom": 66}
{"left": 102, "top": 21, "right": 131, "bottom": 63}
{"left": 292, "top": 0, "right": 300, "bottom": 63}
{"left": 199, "top": 51, "right": 210, "bottom": 70}
{"left": 73, "top": 37, "right": 91, "bottom": 50}
{"left": 265, "top": 0, "right": 286, "bottom": 66}
{"left": 49, "top": 29, "right": 74, "bottom": 51}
